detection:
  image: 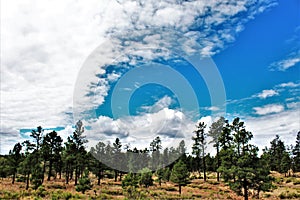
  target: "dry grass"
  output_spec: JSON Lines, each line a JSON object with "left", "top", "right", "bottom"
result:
{"left": 1, "top": 172, "right": 300, "bottom": 199}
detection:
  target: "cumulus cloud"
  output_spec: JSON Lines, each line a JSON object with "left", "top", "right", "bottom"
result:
{"left": 257, "top": 89, "right": 279, "bottom": 99}
{"left": 253, "top": 104, "right": 284, "bottom": 115}
{"left": 104, "top": 0, "right": 277, "bottom": 57}
{"left": 1, "top": 0, "right": 278, "bottom": 154}
{"left": 246, "top": 108, "right": 300, "bottom": 151}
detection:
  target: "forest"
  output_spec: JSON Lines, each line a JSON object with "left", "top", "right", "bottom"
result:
{"left": 0, "top": 117, "right": 300, "bottom": 200}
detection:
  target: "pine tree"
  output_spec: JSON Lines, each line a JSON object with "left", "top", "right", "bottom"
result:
{"left": 150, "top": 136, "right": 162, "bottom": 170}
{"left": 8, "top": 142, "right": 22, "bottom": 184}
{"left": 89, "top": 141, "right": 106, "bottom": 185}
{"left": 112, "top": 138, "right": 122, "bottom": 181}
{"left": 170, "top": 160, "right": 189, "bottom": 195}
{"left": 293, "top": 131, "right": 300, "bottom": 172}
{"left": 218, "top": 118, "right": 273, "bottom": 200}
{"left": 66, "top": 120, "right": 88, "bottom": 185}
{"left": 42, "top": 131, "right": 63, "bottom": 181}
{"left": 208, "top": 117, "right": 225, "bottom": 181}
{"left": 192, "top": 121, "right": 207, "bottom": 181}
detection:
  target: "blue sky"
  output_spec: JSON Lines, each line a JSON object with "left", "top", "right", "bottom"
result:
{"left": 1, "top": 0, "right": 299, "bottom": 154}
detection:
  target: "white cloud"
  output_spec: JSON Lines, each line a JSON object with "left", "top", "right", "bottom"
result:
{"left": 278, "top": 82, "right": 300, "bottom": 88}
{"left": 204, "top": 106, "right": 220, "bottom": 111}
{"left": 142, "top": 96, "right": 173, "bottom": 113}
{"left": 270, "top": 56, "right": 300, "bottom": 71}
{"left": 257, "top": 89, "right": 279, "bottom": 99}
{"left": 0, "top": 0, "right": 278, "bottom": 154}
{"left": 1, "top": 0, "right": 109, "bottom": 148}
{"left": 269, "top": 26, "right": 300, "bottom": 71}
{"left": 253, "top": 104, "right": 284, "bottom": 115}
{"left": 246, "top": 108, "right": 300, "bottom": 152}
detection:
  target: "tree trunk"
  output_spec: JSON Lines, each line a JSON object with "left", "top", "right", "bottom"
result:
{"left": 48, "top": 160, "right": 53, "bottom": 181}
{"left": 97, "top": 170, "right": 101, "bottom": 185}
{"left": 119, "top": 172, "right": 123, "bottom": 181}
{"left": 114, "top": 170, "right": 118, "bottom": 182}
{"left": 59, "top": 169, "right": 62, "bottom": 179}
{"left": 216, "top": 146, "right": 220, "bottom": 182}
{"left": 75, "top": 167, "right": 78, "bottom": 185}
{"left": 243, "top": 180, "right": 248, "bottom": 200}
{"left": 66, "top": 165, "right": 69, "bottom": 184}
{"left": 202, "top": 147, "right": 207, "bottom": 182}
{"left": 26, "top": 172, "right": 30, "bottom": 190}
{"left": 12, "top": 172, "right": 15, "bottom": 184}
{"left": 179, "top": 184, "right": 182, "bottom": 195}
{"left": 256, "top": 188, "right": 261, "bottom": 199}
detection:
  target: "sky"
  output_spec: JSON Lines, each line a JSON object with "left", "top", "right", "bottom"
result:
{"left": 1, "top": 0, "right": 299, "bottom": 155}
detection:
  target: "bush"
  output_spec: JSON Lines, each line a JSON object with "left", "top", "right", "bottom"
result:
{"left": 75, "top": 170, "right": 93, "bottom": 194}
{"left": 35, "top": 185, "right": 48, "bottom": 197}
{"left": 293, "top": 180, "right": 300, "bottom": 185}
{"left": 138, "top": 168, "right": 153, "bottom": 188}
{"left": 278, "top": 191, "right": 300, "bottom": 199}
{"left": 51, "top": 191, "right": 78, "bottom": 200}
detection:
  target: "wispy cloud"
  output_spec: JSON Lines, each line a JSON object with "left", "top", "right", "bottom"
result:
{"left": 269, "top": 54, "right": 300, "bottom": 71}
{"left": 269, "top": 26, "right": 300, "bottom": 71}
{"left": 253, "top": 104, "right": 284, "bottom": 115}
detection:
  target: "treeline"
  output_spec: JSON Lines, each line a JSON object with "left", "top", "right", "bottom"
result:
{"left": 0, "top": 117, "right": 299, "bottom": 200}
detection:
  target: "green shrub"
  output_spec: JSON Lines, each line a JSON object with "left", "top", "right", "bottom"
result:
{"left": 35, "top": 185, "right": 48, "bottom": 197}
{"left": 75, "top": 170, "right": 93, "bottom": 194}
{"left": 279, "top": 191, "right": 300, "bottom": 199}
{"left": 138, "top": 168, "right": 153, "bottom": 188}
{"left": 293, "top": 180, "right": 300, "bottom": 185}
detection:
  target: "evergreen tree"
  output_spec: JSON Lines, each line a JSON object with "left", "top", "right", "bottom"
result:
{"left": 192, "top": 121, "right": 207, "bottom": 181}
{"left": 293, "top": 131, "right": 300, "bottom": 172}
{"left": 150, "top": 136, "right": 162, "bottom": 170}
{"left": 0, "top": 156, "right": 9, "bottom": 179}
{"left": 170, "top": 160, "right": 189, "bottom": 195}
{"left": 269, "top": 135, "right": 286, "bottom": 171}
{"left": 112, "top": 138, "right": 122, "bottom": 181}
{"left": 122, "top": 173, "right": 139, "bottom": 199}
{"left": 67, "top": 120, "right": 88, "bottom": 185}
{"left": 75, "top": 169, "right": 92, "bottom": 194}
{"left": 218, "top": 118, "right": 273, "bottom": 200}
{"left": 42, "top": 131, "right": 63, "bottom": 181}
{"left": 19, "top": 140, "right": 35, "bottom": 190}
{"left": 208, "top": 117, "right": 225, "bottom": 181}
{"left": 8, "top": 142, "right": 22, "bottom": 184}
{"left": 89, "top": 141, "right": 106, "bottom": 185}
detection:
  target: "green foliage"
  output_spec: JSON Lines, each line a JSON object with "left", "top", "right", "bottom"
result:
{"left": 31, "top": 164, "right": 44, "bottom": 190}
{"left": 75, "top": 170, "right": 93, "bottom": 194}
{"left": 138, "top": 168, "right": 153, "bottom": 187}
{"left": 51, "top": 191, "right": 74, "bottom": 200}
{"left": 122, "top": 173, "right": 140, "bottom": 199}
{"left": 0, "top": 156, "right": 9, "bottom": 178}
{"left": 192, "top": 121, "right": 207, "bottom": 181}
{"left": 218, "top": 118, "right": 274, "bottom": 200}
{"left": 34, "top": 185, "right": 48, "bottom": 197}
{"left": 170, "top": 159, "right": 189, "bottom": 194}
{"left": 278, "top": 191, "right": 300, "bottom": 199}
{"left": 293, "top": 131, "right": 300, "bottom": 172}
